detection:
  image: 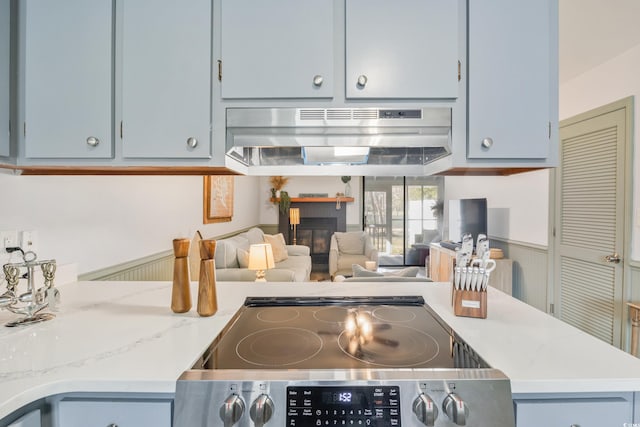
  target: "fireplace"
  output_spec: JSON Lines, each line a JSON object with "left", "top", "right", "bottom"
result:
{"left": 278, "top": 199, "right": 348, "bottom": 267}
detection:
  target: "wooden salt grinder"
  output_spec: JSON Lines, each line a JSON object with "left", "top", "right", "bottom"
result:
{"left": 171, "top": 238, "right": 192, "bottom": 313}
{"left": 197, "top": 239, "right": 218, "bottom": 317}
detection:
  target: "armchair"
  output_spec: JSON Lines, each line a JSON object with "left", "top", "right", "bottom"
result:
{"left": 329, "top": 231, "right": 379, "bottom": 279}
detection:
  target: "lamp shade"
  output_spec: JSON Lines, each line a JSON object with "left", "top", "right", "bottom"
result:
{"left": 248, "top": 243, "right": 275, "bottom": 271}
{"left": 289, "top": 207, "right": 300, "bottom": 225}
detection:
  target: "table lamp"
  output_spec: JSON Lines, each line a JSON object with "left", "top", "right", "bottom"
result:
{"left": 289, "top": 208, "right": 300, "bottom": 245}
{"left": 248, "top": 243, "right": 275, "bottom": 282}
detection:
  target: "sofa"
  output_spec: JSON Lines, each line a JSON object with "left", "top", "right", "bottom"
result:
{"left": 213, "top": 227, "right": 312, "bottom": 282}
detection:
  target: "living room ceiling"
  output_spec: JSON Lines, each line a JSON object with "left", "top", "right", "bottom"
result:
{"left": 560, "top": 0, "right": 640, "bottom": 83}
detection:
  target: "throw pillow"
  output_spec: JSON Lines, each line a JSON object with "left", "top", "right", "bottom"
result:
{"left": 264, "top": 233, "right": 289, "bottom": 263}
{"left": 352, "top": 264, "right": 383, "bottom": 278}
{"left": 237, "top": 248, "right": 250, "bottom": 268}
{"left": 382, "top": 266, "right": 420, "bottom": 278}
{"left": 335, "top": 232, "right": 365, "bottom": 255}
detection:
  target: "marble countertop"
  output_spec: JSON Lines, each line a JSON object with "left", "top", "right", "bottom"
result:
{"left": 1, "top": 280, "right": 640, "bottom": 419}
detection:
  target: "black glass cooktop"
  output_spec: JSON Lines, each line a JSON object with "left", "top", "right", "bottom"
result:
{"left": 197, "top": 296, "right": 489, "bottom": 370}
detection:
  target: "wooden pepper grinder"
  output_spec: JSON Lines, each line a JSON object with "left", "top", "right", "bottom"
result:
{"left": 171, "top": 238, "right": 192, "bottom": 313}
{"left": 197, "top": 239, "right": 218, "bottom": 317}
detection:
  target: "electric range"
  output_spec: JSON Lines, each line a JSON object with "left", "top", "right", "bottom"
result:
{"left": 173, "top": 296, "right": 514, "bottom": 427}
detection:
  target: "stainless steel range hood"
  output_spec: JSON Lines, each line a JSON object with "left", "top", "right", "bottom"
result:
{"left": 225, "top": 107, "right": 452, "bottom": 168}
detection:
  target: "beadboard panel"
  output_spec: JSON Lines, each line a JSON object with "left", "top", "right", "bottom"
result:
{"left": 490, "top": 238, "right": 549, "bottom": 312}
{"left": 80, "top": 226, "right": 267, "bottom": 281}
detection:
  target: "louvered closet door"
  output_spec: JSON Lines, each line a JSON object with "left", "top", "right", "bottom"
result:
{"left": 556, "top": 108, "right": 626, "bottom": 347}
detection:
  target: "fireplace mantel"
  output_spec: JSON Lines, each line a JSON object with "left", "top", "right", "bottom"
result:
{"left": 271, "top": 197, "right": 354, "bottom": 203}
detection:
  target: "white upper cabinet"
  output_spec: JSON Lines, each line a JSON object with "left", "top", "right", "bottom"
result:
{"left": 467, "top": 0, "right": 556, "bottom": 159}
{"left": 121, "top": 0, "right": 212, "bottom": 158}
{"left": 220, "top": 0, "right": 334, "bottom": 99}
{"left": 345, "top": 0, "right": 459, "bottom": 99}
{"left": 23, "top": 0, "right": 113, "bottom": 159}
{"left": 0, "top": 0, "right": 9, "bottom": 158}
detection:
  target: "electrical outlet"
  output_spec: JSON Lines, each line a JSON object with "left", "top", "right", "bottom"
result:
{"left": 1, "top": 230, "right": 18, "bottom": 250}
{"left": 20, "top": 230, "right": 37, "bottom": 253}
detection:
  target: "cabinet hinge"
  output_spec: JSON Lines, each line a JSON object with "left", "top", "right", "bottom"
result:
{"left": 549, "top": 303, "right": 555, "bottom": 314}
{"left": 457, "top": 60, "right": 461, "bottom": 81}
{"left": 120, "top": 121, "right": 123, "bottom": 139}
{"left": 217, "top": 60, "right": 222, "bottom": 82}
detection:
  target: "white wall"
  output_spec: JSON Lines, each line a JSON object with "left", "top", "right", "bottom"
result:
{"left": 258, "top": 176, "right": 362, "bottom": 227}
{"left": 444, "top": 170, "right": 549, "bottom": 246}
{"left": 560, "top": 43, "right": 640, "bottom": 259}
{"left": 445, "top": 43, "right": 640, "bottom": 252}
{"left": 0, "top": 172, "right": 261, "bottom": 274}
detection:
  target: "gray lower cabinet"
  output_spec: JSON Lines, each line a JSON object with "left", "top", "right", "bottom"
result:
{"left": 121, "top": 0, "right": 212, "bottom": 159}
{"left": 0, "top": 0, "right": 9, "bottom": 158}
{"left": 5, "top": 410, "right": 40, "bottom": 427}
{"left": 467, "top": 0, "right": 557, "bottom": 161}
{"left": 220, "top": 0, "right": 334, "bottom": 99}
{"left": 22, "top": 0, "right": 114, "bottom": 159}
{"left": 56, "top": 399, "right": 172, "bottom": 427}
{"left": 513, "top": 394, "right": 635, "bottom": 427}
{"left": 345, "top": 0, "right": 459, "bottom": 99}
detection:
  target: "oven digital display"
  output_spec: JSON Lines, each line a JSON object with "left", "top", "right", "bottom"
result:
{"left": 323, "top": 390, "right": 362, "bottom": 405}
{"left": 287, "top": 386, "right": 401, "bottom": 426}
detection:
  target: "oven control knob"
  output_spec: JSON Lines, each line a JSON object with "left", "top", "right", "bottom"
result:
{"left": 220, "top": 393, "right": 245, "bottom": 427}
{"left": 443, "top": 392, "right": 469, "bottom": 426}
{"left": 412, "top": 393, "right": 438, "bottom": 426}
{"left": 250, "top": 394, "right": 274, "bottom": 427}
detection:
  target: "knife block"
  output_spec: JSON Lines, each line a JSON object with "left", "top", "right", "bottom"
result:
{"left": 452, "top": 288, "right": 487, "bottom": 319}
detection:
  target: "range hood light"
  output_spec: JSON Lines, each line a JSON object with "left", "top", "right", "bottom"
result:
{"left": 334, "top": 147, "right": 370, "bottom": 157}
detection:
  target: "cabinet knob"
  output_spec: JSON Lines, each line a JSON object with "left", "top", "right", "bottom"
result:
{"left": 86, "top": 136, "right": 100, "bottom": 147}
{"left": 313, "top": 75, "right": 324, "bottom": 87}
{"left": 481, "top": 137, "right": 493, "bottom": 149}
{"left": 106, "top": 424, "right": 118, "bottom": 427}
{"left": 356, "top": 74, "right": 368, "bottom": 88}
{"left": 186, "top": 137, "right": 198, "bottom": 149}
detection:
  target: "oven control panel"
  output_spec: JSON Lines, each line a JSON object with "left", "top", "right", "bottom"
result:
{"left": 174, "top": 370, "right": 515, "bottom": 427}
{"left": 287, "top": 386, "right": 400, "bottom": 426}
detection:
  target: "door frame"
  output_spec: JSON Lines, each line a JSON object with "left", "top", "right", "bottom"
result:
{"left": 547, "top": 96, "right": 634, "bottom": 350}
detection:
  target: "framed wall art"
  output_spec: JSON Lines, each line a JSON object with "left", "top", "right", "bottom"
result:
{"left": 203, "top": 176, "right": 234, "bottom": 223}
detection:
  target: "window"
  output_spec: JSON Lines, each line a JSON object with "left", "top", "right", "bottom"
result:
{"left": 363, "top": 176, "right": 443, "bottom": 266}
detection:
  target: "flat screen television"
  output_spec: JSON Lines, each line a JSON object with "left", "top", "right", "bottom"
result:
{"left": 448, "top": 198, "right": 488, "bottom": 244}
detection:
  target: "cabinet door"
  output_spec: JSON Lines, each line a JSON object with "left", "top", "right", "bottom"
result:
{"left": 121, "top": 0, "right": 212, "bottom": 158}
{"left": 0, "top": 0, "right": 9, "bottom": 157}
{"left": 514, "top": 397, "right": 632, "bottom": 427}
{"left": 58, "top": 399, "right": 172, "bottom": 427}
{"left": 346, "top": 0, "right": 459, "bottom": 99}
{"left": 220, "top": 0, "right": 334, "bottom": 99}
{"left": 24, "top": 0, "right": 113, "bottom": 159}
{"left": 467, "top": 0, "right": 554, "bottom": 159}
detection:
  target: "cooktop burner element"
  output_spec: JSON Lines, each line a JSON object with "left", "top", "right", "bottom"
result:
{"left": 236, "top": 327, "right": 323, "bottom": 366}
{"left": 176, "top": 296, "right": 515, "bottom": 427}
{"left": 338, "top": 324, "right": 440, "bottom": 367}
